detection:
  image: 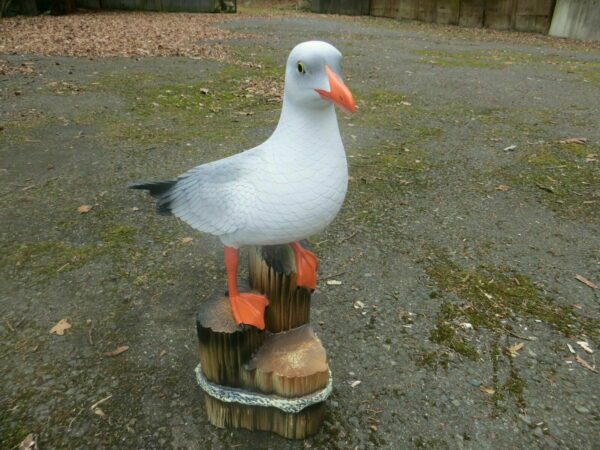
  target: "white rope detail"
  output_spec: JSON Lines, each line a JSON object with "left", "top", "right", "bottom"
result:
{"left": 195, "top": 364, "right": 332, "bottom": 414}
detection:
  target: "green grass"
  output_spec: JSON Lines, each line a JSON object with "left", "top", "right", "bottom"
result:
{"left": 505, "top": 141, "right": 599, "bottom": 223}
{"left": 3, "top": 224, "right": 140, "bottom": 279}
{"left": 429, "top": 321, "right": 478, "bottom": 360}
{"left": 425, "top": 249, "right": 600, "bottom": 353}
{"left": 92, "top": 64, "right": 282, "bottom": 146}
{"left": 414, "top": 49, "right": 600, "bottom": 86}
{"left": 415, "top": 49, "right": 510, "bottom": 69}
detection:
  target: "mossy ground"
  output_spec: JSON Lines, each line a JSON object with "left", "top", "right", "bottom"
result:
{"left": 425, "top": 249, "right": 599, "bottom": 345}
{"left": 502, "top": 141, "right": 599, "bottom": 223}
{"left": 414, "top": 49, "right": 600, "bottom": 86}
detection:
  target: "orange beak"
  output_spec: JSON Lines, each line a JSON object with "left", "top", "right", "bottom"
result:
{"left": 315, "top": 65, "right": 356, "bottom": 114}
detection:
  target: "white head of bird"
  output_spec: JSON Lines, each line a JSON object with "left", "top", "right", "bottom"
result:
{"left": 283, "top": 41, "right": 356, "bottom": 114}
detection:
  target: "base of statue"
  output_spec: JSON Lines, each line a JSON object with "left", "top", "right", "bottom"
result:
{"left": 195, "top": 244, "right": 332, "bottom": 439}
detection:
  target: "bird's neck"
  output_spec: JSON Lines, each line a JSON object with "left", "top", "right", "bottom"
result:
{"left": 269, "top": 98, "right": 342, "bottom": 150}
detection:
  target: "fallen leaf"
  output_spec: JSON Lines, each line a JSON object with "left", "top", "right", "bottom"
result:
{"left": 326, "top": 280, "right": 342, "bottom": 286}
{"left": 479, "top": 386, "right": 495, "bottom": 395}
{"left": 535, "top": 183, "right": 554, "bottom": 193}
{"left": 459, "top": 322, "right": 473, "bottom": 330}
{"left": 353, "top": 300, "right": 365, "bottom": 309}
{"left": 505, "top": 342, "right": 524, "bottom": 357}
{"left": 159, "top": 350, "right": 167, "bottom": 357}
{"left": 105, "top": 345, "right": 129, "bottom": 357}
{"left": 350, "top": 380, "right": 361, "bottom": 388}
{"left": 400, "top": 101, "right": 412, "bottom": 106}
{"left": 575, "top": 274, "right": 598, "bottom": 289}
{"left": 576, "top": 341, "right": 593, "bottom": 354}
{"left": 50, "top": 318, "right": 71, "bottom": 336}
{"left": 77, "top": 204, "right": 92, "bottom": 214}
{"left": 181, "top": 236, "right": 194, "bottom": 244}
{"left": 93, "top": 407, "right": 106, "bottom": 418}
{"left": 495, "top": 184, "right": 510, "bottom": 191}
{"left": 559, "top": 137, "right": 587, "bottom": 145}
{"left": 200, "top": 88, "right": 210, "bottom": 95}
{"left": 19, "top": 433, "right": 38, "bottom": 450}
{"left": 567, "top": 343, "right": 576, "bottom": 354}
{"left": 575, "top": 354, "right": 598, "bottom": 373}
{"left": 503, "top": 144, "right": 517, "bottom": 151}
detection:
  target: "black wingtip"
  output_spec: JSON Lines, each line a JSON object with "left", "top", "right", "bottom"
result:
{"left": 129, "top": 180, "right": 177, "bottom": 216}
{"left": 129, "top": 180, "right": 177, "bottom": 197}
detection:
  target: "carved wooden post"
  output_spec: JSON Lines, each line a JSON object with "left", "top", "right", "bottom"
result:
{"left": 195, "top": 243, "right": 331, "bottom": 439}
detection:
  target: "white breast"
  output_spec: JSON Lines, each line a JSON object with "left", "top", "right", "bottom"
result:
{"left": 219, "top": 103, "right": 348, "bottom": 248}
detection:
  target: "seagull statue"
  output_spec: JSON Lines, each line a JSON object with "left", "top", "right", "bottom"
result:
{"left": 130, "top": 41, "right": 356, "bottom": 330}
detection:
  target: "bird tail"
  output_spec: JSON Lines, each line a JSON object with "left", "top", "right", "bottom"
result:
{"left": 129, "top": 180, "right": 177, "bottom": 215}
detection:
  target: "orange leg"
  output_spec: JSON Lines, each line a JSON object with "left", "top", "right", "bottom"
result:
{"left": 290, "top": 242, "right": 319, "bottom": 291}
{"left": 224, "top": 246, "right": 268, "bottom": 330}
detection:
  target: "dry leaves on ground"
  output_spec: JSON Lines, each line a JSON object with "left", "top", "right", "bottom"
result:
{"left": 505, "top": 342, "right": 524, "bottom": 358}
{"left": 50, "top": 318, "right": 71, "bottom": 335}
{"left": 18, "top": 433, "right": 38, "bottom": 450}
{"left": 77, "top": 204, "right": 92, "bottom": 214}
{"left": 0, "top": 59, "right": 35, "bottom": 76}
{"left": 0, "top": 11, "right": 242, "bottom": 60}
{"left": 239, "top": 77, "right": 284, "bottom": 103}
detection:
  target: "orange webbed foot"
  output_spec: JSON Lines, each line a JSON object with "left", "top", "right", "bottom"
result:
{"left": 229, "top": 292, "right": 269, "bottom": 330}
{"left": 291, "top": 242, "right": 319, "bottom": 291}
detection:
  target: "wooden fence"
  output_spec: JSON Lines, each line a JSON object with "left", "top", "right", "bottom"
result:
{"left": 313, "top": 0, "right": 556, "bottom": 33}
{"left": 76, "top": 0, "right": 235, "bottom": 12}
{"left": 369, "top": 0, "right": 556, "bottom": 33}
{"left": 311, "top": 0, "right": 370, "bottom": 15}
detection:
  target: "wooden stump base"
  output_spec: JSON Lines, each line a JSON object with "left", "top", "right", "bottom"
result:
{"left": 196, "top": 245, "right": 331, "bottom": 439}
{"left": 203, "top": 395, "right": 326, "bottom": 440}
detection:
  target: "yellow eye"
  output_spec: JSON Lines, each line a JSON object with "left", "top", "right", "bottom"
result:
{"left": 297, "top": 62, "right": 306, "bottom": 74}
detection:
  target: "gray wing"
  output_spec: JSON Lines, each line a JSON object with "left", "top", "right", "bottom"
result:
{"left": 164, "top": 151, "right": 259, "bottom": 236}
